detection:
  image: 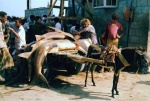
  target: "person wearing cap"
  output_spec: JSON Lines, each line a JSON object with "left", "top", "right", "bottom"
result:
{"left": 104, "top": 13, "right": 124, "bottom": 47}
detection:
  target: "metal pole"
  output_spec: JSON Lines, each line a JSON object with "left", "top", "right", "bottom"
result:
{"left": 27, "top": 0, "right": 30, "bottom": 9}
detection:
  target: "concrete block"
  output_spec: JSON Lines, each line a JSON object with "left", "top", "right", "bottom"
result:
{"left": 129, "top": 29, "right": 136, "bottom": 36}
{"left": 130, "top": 22, "right": 141, "bottom": 28}
{"left": 118, "top": 1, "right": 127, "bottom": 7}
{"left": 128, "top": 43, "right": 139, "bottom": 47}
{"left": 132, "top": 0, "right": 137, "bottom": 7}
{"left": 137, "top": 0, "right": 148, "bottom": 6}
{"left": 142, "top": 7, "right": 150, "bottom": 13}
{"left": 134, "top": 7, "right": 142, "bottom": 14}
{"left": 128, "top": 36, "right": 140, "bottom": 43}
{"left": 136, "top": 29, "right": 146, "bottom": 37}
{"left": 134, "top": 14, "right": 143, "bottom": 21}
{"left": 140, "top": 37, "right": 147, "bottom": 44}
{"left": 148, "top": 0, "right": 150, "bottom": 5}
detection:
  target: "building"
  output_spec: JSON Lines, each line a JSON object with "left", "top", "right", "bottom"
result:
{"left": 75, "top": 0, "right": 149, "bottom": 52}
{"left": 25, "top": 0, "right": 150, "bottom": 52}
{"left": 25, "top": 7, "right": 52, "bottom": 19}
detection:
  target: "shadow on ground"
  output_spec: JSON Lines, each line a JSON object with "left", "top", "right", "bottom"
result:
{"left": 47, "top": 70, "right": 112, "bottom": 100}
{"left": 0, "top": 70, "right": 112, "bottom": 100}
{"left": 136, "top": 81, "right": 150, "bottom": 86}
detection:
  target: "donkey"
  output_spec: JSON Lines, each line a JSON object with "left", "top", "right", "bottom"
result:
{"left": 121, "top": 47, "right": 150, "bottom": 73}
{"left": 85, "top": 44, "right": 129, "bottom": 98}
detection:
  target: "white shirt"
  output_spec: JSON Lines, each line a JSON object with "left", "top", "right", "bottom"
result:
{"left": 0, "top": 21, "right": 2, "bottom": 32}
{"left": 70, "top": 26, "right": 76, "bottom": 34}
{"left": 15, "top": 25, "right": 26, "bottom": 49}
{"left": 70, "top": 26, "right": 81, "bottom": 34}
{"left": 83, "top": 25, "right": 98, "bottom": 44}
{"left": 55, "top": 22, "right": 61, "bottom": 31}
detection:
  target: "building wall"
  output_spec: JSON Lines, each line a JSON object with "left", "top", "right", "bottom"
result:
{"left": 25, "top": 0, "right": 150, "bottom": 49}
{"left": 68, "top": 0, "right": 83, "bottom": 17}
{"left": 147, "top": 11, "right": 150, "bottom": 53}
{"left": 25, "top": 7, "right": 52, "bottom": 18}
{"left": 68, "top": 0, "right": 149, "bottom": 48}
{"left": 91, "top": 0, "right": 149, "bottom": 49}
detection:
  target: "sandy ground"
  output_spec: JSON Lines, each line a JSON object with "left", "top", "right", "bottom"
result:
{"left": 0, "top": 70, "right": 150, "bottom": 101}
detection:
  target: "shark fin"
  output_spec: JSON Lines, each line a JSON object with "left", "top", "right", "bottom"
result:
{"left": 18, "top": 52, "right": 32, "bottom": 59}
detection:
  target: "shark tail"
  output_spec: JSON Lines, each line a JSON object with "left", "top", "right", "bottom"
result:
{"left": 30, "top": 73, "right": 50, "bottom": 88}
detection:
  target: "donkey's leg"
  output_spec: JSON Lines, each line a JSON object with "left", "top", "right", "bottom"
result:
{"left": 91, "top": 64, "right": 97, "bottom": 86}
{"left": 115, "top": 72, "right": 120, "bottom": 95}
{"left": 112, "top": 74, "right": 116, "bottom": 98}
{"left": 111, "top": 63, "right": 117, "bottom": 98}
{"left": 85, "top": 62, "right": 91, "bottom": 87}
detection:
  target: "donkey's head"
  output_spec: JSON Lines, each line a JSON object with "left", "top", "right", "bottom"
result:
{"left": 136, "top": 49, "right": 150, "bottom": 74}
{"left": 120, "top": 47, "right": 150, "bottom": 73}
{"left": 133, "top": 47, "right": 150, "bottom": 74}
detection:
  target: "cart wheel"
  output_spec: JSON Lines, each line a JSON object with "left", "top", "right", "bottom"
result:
{"left": 65, "top": 63, "right": 76, "bottom": 74}
{"left": 66, "top": 62, "right": 85, "bottom": 75}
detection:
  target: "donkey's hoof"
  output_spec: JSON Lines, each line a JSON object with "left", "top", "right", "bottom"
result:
{"left": 111, "top": 94, "right": 115, "bottom": 98}
{"left": 116, "top": 91, "right": 119, "bottom": 95}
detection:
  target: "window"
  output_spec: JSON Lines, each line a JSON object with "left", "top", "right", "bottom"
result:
{"left": 93, "top": 0, "right": 118, "bottom": 8}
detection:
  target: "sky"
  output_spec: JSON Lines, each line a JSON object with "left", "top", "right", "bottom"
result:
{"left": 0, "top": 0, "right": 67, "bottom": 17}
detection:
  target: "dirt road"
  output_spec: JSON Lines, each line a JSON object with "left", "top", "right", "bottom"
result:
{"left": 0, "top": 71, "right": 150, "bottom": 101}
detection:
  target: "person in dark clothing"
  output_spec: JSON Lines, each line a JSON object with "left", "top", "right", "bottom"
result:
{"left": 32, "top": 16, "right": 46, "bottom": 41}
{"left": 26, "top": 15, "right": 35, "bottom": 43}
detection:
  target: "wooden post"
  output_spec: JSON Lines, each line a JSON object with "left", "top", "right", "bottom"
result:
{"left": 27, "top": 0, "right": 31, "bottom": 9}
{"left": 60, "top": 0, "right": 64, "bottom": 31}
{"left": 74, "top": 0, "right": 93, "bottom": 18}
{"left": 50, "top": 0, "right": 53, "bottom": 8}
{"left": 47, "top": 0, "right": 57, "bottom": 16}
{"left": 60, "top": 0, "right": 64, "bottom": 16}
{"left": 72, "top": 0, "right": 75, "bottom": 16}
{"left": 86, "top": 0, "right": 90, "bottom": 12}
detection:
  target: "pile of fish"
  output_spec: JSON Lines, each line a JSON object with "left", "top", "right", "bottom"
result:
{"left": 18, "top": 27, "right": 93, "bottom": 87}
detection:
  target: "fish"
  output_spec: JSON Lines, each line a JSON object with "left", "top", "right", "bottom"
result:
{"left": 1, "top": 27, "right": 93, "bottom": 94}
{"left": 18, "top": 30, "right": 75, "bottom": 59}
{"left": 1, "top": 38, "right": 92, "bottom": 95}
{"left": 75, "top": 38, "right": 92, "bottom": 54}
{"left": 35, "top": 27, "right": 75, "bottom": 42}
{"left": 18, "top": 39, "right": 51, "bottom": 59}
{"left": 24, "top": 39, "right": 77, "bottom": 86}
{"left": 30, "top": 42, "right": 57, "bottom": 87}
{"left": 28, "top": 38, "right": 93, "bottom": 87}
{"left": 1, "top": 41, "right": 58, "bottom": 95}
